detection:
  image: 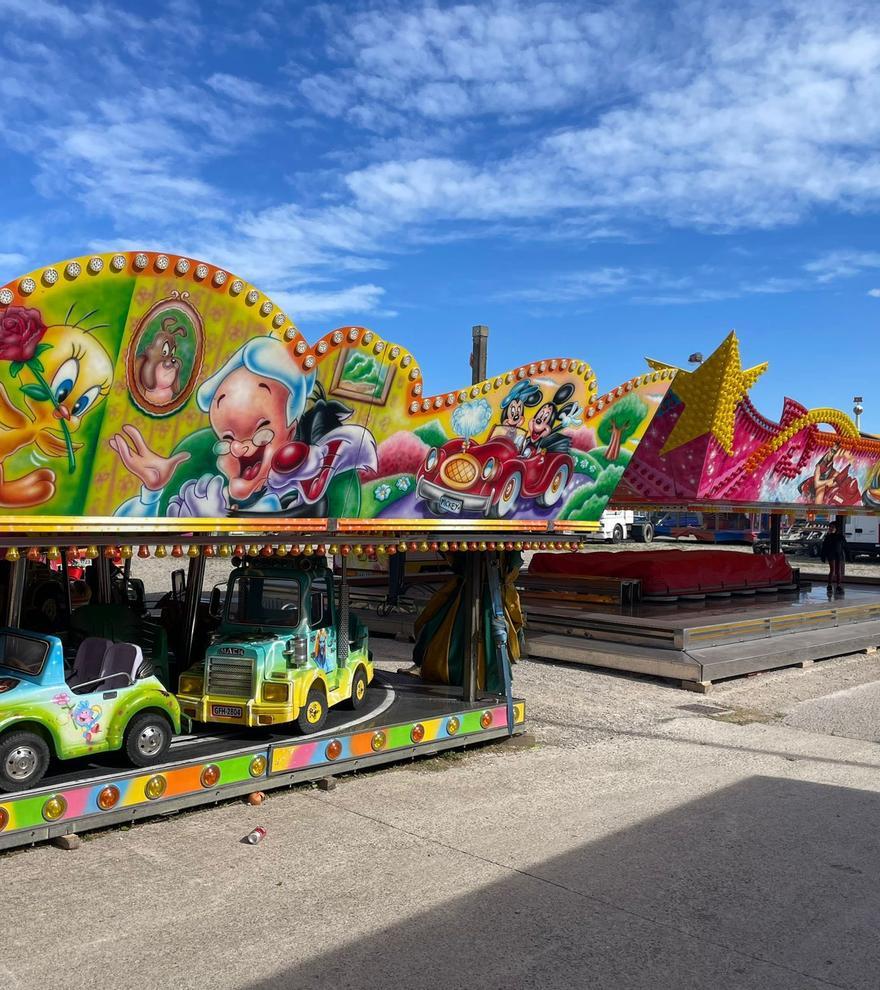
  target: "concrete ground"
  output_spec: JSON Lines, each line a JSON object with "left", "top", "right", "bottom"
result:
{"left": 3, "top": 631, "right": 880, "bottom": 989}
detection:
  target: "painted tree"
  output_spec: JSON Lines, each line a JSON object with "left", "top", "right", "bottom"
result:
{"left": 597, "top": 394, "right": 648, "bottom": 462}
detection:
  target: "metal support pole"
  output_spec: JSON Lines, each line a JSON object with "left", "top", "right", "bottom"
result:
{"left": 338, "top": 556, "right": 350, "bottom": 665}
{"left": 770, "top": 515, "right": 781, "bottom": 555}
{"left": 96, "top": 554, "right": 111, "bottom": 605}
{"left": 7, "top": 558, "right": 25, "bottom": 627}
{"left": 462, "top": 552, "right": 482, "bottom": 702}
{"left": 181, "top": 553, "right": 206, "bottom": 670}
{"left": 471, "top": 324, "right": 489, "bottom": 385}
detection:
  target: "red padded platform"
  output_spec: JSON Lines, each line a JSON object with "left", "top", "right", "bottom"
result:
{"left": 528, "top": 549, "right": 793, "bottom": 596}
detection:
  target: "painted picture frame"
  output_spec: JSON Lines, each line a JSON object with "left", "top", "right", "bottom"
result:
{"left": 126, "top": 292, "right": 204, "bottom": 416}
{"left": 329, "top": 347, "right": 395, "bottom": 406}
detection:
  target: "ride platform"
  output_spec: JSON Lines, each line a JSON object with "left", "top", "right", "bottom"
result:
{"left": 525, "top": 583, "right": 880, "bottom": 690}
{"left": 0, "top": 671, "right": 524, "bottom": 851}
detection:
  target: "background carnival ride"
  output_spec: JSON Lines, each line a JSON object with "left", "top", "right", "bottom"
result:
{"left": 1, "top": 251, "right": 879, "bottom": 847}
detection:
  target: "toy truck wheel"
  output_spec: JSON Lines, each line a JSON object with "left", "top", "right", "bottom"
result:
{"left": 124, "top": 711, "right": 173, "bottom": 768}
{"left": 297, "top": 687, "right": 328, "bottom": 734}
{"left": 345, "top": 667, "right": 369, "bottom": 710}
{"left": 0, "top": 730, "right": 50, "bottom": 792}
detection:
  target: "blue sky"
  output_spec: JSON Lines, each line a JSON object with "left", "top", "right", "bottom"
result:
{"left": 1, "top": 0, "right": 879, "bottom": 430}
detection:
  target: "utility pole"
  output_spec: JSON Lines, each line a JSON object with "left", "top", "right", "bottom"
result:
{"left": 471, "top": 324, "right": 489, "bottom": 384}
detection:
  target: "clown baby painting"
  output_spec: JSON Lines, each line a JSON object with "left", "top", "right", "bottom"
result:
{"left": 110, "top": 336, "right": 377, "bottom": 518}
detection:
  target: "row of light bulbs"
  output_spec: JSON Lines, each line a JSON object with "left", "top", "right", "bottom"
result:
{"left": 4, "top": 540, "right": 583, "bottom": 563}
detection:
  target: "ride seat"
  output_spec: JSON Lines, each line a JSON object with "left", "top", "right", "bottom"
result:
{"left": 100, "top": 642, "right": 146, "bottom": 688}
{"left": 67, "top": 637, "right": 113, "bottom": 690}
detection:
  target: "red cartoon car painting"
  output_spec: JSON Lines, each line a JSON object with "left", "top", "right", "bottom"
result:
{"left": 416, "top": 431, "right": 573, "bottom": 518}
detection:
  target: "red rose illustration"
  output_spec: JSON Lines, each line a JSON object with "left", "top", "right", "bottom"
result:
{"left": 0, "top": 306, "right": 47, "bottom": 363}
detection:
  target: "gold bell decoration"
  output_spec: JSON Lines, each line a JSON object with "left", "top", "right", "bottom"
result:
{"left": 119, "top": 545, "right": 133, "bottom": 559}
{"left": 218, "top": 544, "right": 231, "bottom": 557}
{"left": 247, "top": 544, "right": 259, "bottom": 557}
{"left": 275, "top": 544, "right": 288, "bottom": 557}
{"left": 187, "top": 545, "right": 200, "bottom": 557}
{"left": 47, "top": 546, "right": 61, "bottom": 561}
{"left": 5, "top": 547, "right": 20, "bottom": 562}
{"left": 154, "top": 545, "right": 167, "bottom": 559}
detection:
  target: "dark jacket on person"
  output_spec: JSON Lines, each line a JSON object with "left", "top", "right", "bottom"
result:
{"left": 820, "top": 531, "right": 848, "bottom": 562}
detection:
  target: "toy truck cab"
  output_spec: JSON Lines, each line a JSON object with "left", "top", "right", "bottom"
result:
{"left": 177, "top": 557, "right": 373, "bottom": 733}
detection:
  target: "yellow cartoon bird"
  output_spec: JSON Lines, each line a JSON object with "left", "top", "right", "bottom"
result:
{"left": 0, "top": 306, "right": 113, "bottom": 507}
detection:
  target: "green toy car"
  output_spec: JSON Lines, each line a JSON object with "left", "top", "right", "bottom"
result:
{"left": 0, "top": 628, "right": 181, "bottom": 792}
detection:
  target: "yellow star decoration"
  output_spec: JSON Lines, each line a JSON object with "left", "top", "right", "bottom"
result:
{"left": 647, "top": 332, "right": 768, "bottom": 456}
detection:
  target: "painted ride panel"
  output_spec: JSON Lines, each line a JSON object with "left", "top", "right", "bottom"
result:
{"left": 0, "top": 251, "right": 671, "bottom": 534}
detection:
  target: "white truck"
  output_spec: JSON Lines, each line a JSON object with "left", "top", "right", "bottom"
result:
{"left": 591, "top": 510, "right": 654, "bottom": 543}
{"left": 843, "top": 514, "right": 880, "bottom": 558}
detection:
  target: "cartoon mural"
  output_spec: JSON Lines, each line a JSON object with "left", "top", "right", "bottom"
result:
{"left": 615, "top": 332, "right": 880, "bottom": 511}
{"left": 0, "top": 251, "right": 669, "bottom": 528}
{"left": 4, "top": 256, "right": 873, "bottom": 524}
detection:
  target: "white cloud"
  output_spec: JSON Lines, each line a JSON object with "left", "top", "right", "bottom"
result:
{"left": 868, "top": 288, "right": 880, "bottom": 297}
{"left": 206, "top": 73, "right": 290, "bottom": 107}
{"left": 271, "top": 283, "right": 386, "bottom": 319}
{"left": 311, "top": 2, "right": 880, "bottom": 233}
{"left": 805, "top": 250, "right": 880, "bottom": 282}
{"left": 301, "top": 1, "right": 649, "bottom": 124}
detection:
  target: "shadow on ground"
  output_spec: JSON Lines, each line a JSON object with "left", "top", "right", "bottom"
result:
{"left": 248, "top": 775, "right": 879, "bottom": 990}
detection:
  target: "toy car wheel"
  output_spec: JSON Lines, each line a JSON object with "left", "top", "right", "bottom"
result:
{"left": 640, "top": 523, "right": 655, "bottom": 543}
{"left": 0, "top": 730, "right": 50, "bottom": 792}
{"left": 492, "top": 472, "right": 522, "bottom": 518}
{"left": 346, "top": 667, "right": 369, "bottom": 710}
{"left": 612, "top": 524, "right": 624, "bottom": 543}
{"left": 537, "top": 464, "right": 569, "bottom": 507}
{"left": 297, "top": 687, "right": 328, "bottom": 734}
{"left": 124, "top": 711, "right": 173, "bottom": 768}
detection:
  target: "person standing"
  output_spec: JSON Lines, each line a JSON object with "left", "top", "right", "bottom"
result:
{"left": 820, "top": 522, "right": 848, "bottom": 592}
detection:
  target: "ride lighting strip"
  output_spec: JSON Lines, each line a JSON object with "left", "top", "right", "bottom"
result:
{"left": 0, "top": 516, "right": 601, "bottom": 538}
{"left": 270, "top": 702, "right": 525, "bottom": 774}
{"left": 0, "top": 704, "right": 526, "bottom": 847}
{"left": 0, "top": 750, "right": 267, "bottom": 842}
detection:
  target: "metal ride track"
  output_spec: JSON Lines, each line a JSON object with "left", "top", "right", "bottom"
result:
{"left": 0, "top": 672, "right": 525, "bottom": 851}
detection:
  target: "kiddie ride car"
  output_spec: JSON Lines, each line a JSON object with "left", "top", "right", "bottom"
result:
{"left": 176, "top": 555, "right": 373, "bottom": 734}
{"left": 416, "top": 429, "right": 574, "bottom": 518}
{"left": 0, "top": 630, "right": 180, "bottom": 791}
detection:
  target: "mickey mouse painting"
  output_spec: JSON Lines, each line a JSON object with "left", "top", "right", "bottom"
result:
{"left": 524, "top": 383, "right": 582, "bottom": 455}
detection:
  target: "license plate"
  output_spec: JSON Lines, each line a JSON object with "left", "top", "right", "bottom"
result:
{"left": 439, "top": 494, "right": 463, "bottom": 514}
{"left": 212, "top": 704, "right": 243, "bottom": 718}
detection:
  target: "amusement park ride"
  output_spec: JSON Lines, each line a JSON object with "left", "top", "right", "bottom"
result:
{"left": 0, "top": 250, "right": 879, "bottom": 850}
